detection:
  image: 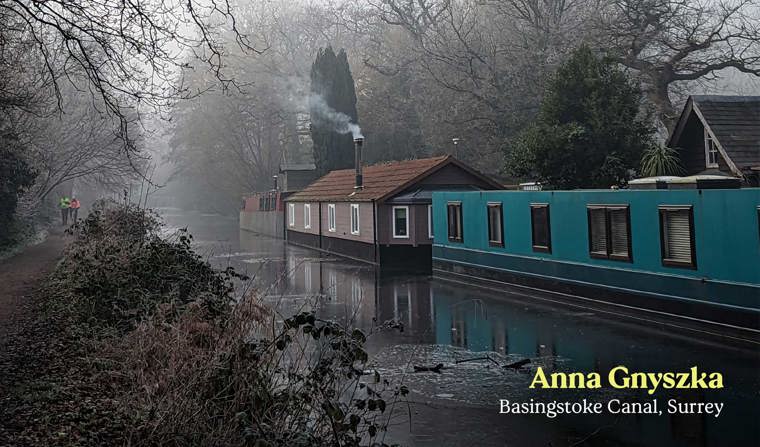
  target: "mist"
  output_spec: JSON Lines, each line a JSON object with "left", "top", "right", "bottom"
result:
{"left": 3, "top": 0, "right": 758, "bottom": 216}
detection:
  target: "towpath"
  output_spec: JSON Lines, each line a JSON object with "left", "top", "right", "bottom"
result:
{"left": 0, "top": 230, "right": 66, "bottom": 349}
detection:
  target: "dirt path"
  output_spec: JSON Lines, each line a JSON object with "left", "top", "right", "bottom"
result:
{"left": 0, "top": 230, "right": 67, "bottom": 346}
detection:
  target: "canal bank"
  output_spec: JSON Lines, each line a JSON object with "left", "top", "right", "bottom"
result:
{"left": 165, "top": 208, "right": 760, "bottom": 446}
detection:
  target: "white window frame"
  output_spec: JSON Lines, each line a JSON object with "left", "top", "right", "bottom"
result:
{"left": 327, "top": 204, "right": 336, "bottom": 232}
{"left": 704, "top": 128, "right": 719, "bottom": 168}
{"left": 392, "top": 206, "right": 410, "bottom": 239}
{"left": 304, "top": 203, "right": 311, "bottom": 229}
{"left": 350, "top": 203, "right": 360, "bottom": 235}
{"left": 428, "top": 204, "right": 434, "bottom": 239}
{"left": 288, "top": 203, "right": 295, "bottom": 227}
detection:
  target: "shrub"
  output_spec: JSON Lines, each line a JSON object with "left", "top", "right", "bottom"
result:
{"left": 44, "top": 203, "right": 403, "bottom": 445}
{"left": 46, "top": 203, "right": 242, "bottom": 331}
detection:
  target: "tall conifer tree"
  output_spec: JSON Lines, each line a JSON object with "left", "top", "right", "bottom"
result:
{"left": 310, "top": 47, "right": 359, "bottom": 176}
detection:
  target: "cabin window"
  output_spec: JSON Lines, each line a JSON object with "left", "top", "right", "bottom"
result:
{"left": 704, "top": 129, "right": 719, "bottom": 168}
{"left": 487, "top": 203, "right": 504, "bottom": 247}
{"left": 288, "top": 203, "right": 295, "bottom": 227}
{"left": 530, "top": 204, "right": 551, "bottom": 253}
{"left": 393, "top": 206, "right": 409, "bottom": 238}
{"left": 304, "top": 204, "right": 311, "bottom": 229}
{"left": 350, "top": 204, "right": 360, "bottom": 235}
{"left": 587, "top": 205, "right": 631, "bottom": 262}
{"left": 447, "top": 202, "right": 463, "bottom": 242}
{"left": 327, "top": 204, "right": 336, "bottom": 232}
{"left": 659, "top": 206, "right": 696, "bottom": 268}
{"left": 428, "top": 204, "right": 434, "bottom": 239}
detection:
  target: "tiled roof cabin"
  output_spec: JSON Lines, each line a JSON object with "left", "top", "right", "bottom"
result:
{"left": 285, "top": 140, "right": 502, "bottom": 268}
{"left": 668, "top": 95, "right": 760, "bottom": 185}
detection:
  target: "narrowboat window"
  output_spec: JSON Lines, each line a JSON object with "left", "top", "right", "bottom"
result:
{"left": 428, "top": 205, "right": 434, "bottom": 239}
{"left": 447, "top": 202, "right": 463, "bottom": 242}
{"left": 530, "top": 203, "right": 551, "bottom": 253}
{"left": 350, "top": 203, "right": 360, "bottom": 235}
{"left": 303, "top": 204, "right": 311, "bottom": 229}
{"left": 659, "top": 206, "right": 696, "bottom": 269}
{"left": 327, "top": 204, "right": 336, "bottom": 232}
{"left": 288, "top": 203, "right": 295, "bottom": 227}
{"left": 587, "top": 205, "right": 631, "bottom": 262}
{"left": 487, "top": 203, "right": 504, "bottom": 247}
{"left": 393, "top": 206, "right": 409, "bottom": 238}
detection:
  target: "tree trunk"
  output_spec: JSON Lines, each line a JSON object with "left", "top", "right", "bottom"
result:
{"left": 647, "top": 79, "right": 678, "bottom": 138}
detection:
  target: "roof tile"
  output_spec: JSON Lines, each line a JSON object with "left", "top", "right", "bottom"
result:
{"left": 286, "top": 156, "right": 452, "bottom": 202}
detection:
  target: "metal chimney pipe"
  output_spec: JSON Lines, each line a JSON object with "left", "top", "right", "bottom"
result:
{"left": 354, "top": 137, "right": 364, "bottom": 190}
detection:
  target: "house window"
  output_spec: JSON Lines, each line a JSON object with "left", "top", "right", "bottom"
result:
{"left": 704, "top": 129, "right": 719, "bottom": 168}
{"left": 288, "top": 203, "right": 295, "bottom": 227}
{"left": 393, "top": 206, "right": 409, "bottom": 238}
{"left": 530, "top": 203, "right": 551, "bottom": 253}
{"left": 327, "top": 204, "right": 336, "bottom": 232}
{"left": 447, "top": 202, "right": 463, "bottom": 242}
{"left": 350, "top": 204, "right": 360, "bottom": 235}
{"left": 587, "top": 205, "right": 631, "bottom": 262}
{"left": 659, "top": 206, "right": 696, "bottom": 268}
{"left": 427, "top": 204, "right": 434, "bottom": 239}
{"left": 487, "top": 203, "right": 504, "bottom": 247}
{"left": 304, "top": 204, "right": 311, "bottom": 229}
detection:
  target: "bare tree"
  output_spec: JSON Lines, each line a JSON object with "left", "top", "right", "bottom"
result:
{"left": 597, "top": 0, "right": 760, "bottom": 128}
{"left": 0, "top": 0, "right": 255, "bottom": 152}
{"left": 355, "top": 0, "right": 594, "bottom": 170}
{"left": 17, "top": 86, "right": 142, "bottom": 203}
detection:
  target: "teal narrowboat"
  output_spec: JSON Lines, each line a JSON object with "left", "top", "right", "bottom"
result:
{"left": 432, "top": 189, "right": 760, "bottom": 341}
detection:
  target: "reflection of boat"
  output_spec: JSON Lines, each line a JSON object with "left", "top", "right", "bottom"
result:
{"left": 206, "top": 224, "right": 759, "bottom": 447}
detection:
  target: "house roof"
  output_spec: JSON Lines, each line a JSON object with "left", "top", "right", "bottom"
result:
{"left": 669, "top": 95, "right": 760, "bottom": 174}
{"left": 286, "top": 155, "right": 501, "bottom": 202}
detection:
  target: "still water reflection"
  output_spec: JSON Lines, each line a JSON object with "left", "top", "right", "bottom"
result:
{"left": 162, "top": 210, "right": 759, "bottom": 447}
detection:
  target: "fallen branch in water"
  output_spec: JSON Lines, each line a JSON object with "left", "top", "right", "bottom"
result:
{"left": 413, "top": 363, "right": 445, "bottom": 373}
{"left": 503, "top": 359, "right": 531, "bottom": 369}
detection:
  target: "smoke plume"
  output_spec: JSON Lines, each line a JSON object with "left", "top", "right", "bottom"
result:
{"left": 309, "top": 94, "right": 363, "bottom": 139}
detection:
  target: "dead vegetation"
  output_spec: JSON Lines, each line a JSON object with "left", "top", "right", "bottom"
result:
{"left": 1, "top": 202, "right": 404, "bottom": 446}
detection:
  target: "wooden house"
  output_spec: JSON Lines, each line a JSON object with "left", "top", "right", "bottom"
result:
{"left": 284, "top": 141, "right": 501, "bottom": 268}
{"left": 668, "top": 95, "right": 760, "bottom": 185}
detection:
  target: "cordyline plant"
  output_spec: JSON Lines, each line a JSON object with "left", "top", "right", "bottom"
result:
{"left": 640, "top": 145, "right": 686, "bottom": 177}
{"left": 45, "top": 201, "right": 406, "bottom": 445}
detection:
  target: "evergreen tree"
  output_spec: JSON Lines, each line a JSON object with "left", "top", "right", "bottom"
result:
{"left": 310, "top": 47, "right": 359, "bottom": 176}
{"left": 0, "top": 130, "right": 35, "bottom": 246}
{"left": 505, "top": 45, "right": 655, "bottom": 189}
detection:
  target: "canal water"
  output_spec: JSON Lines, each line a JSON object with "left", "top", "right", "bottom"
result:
{"left": 159, "top": 209, "right": 759, "bottom": 447}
